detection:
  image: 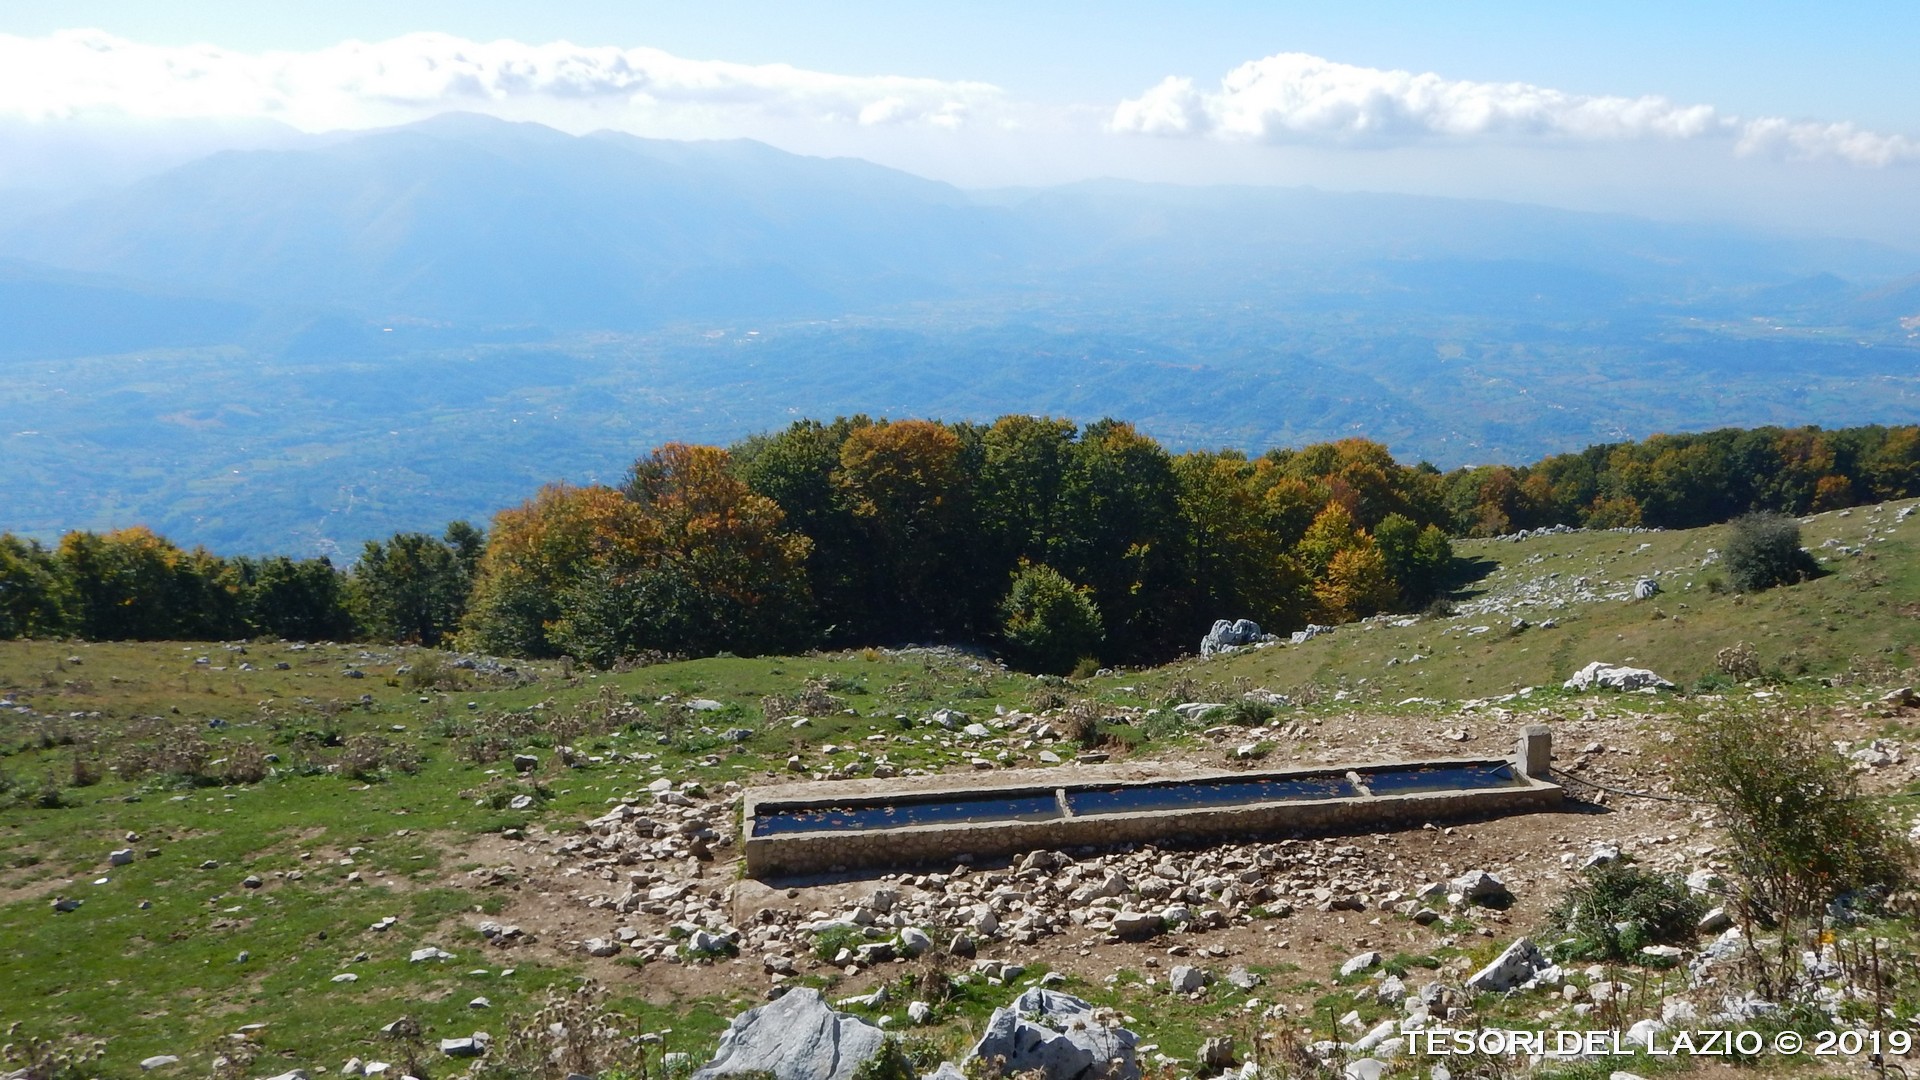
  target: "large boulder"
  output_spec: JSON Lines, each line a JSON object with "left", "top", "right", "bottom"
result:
{"left": 968, "top": 988, "right": 1139, "bottom": 1080}
{"left": 693, "top": 988, "right": 888, "bottom": 1080}
{"left": 1200, "top": 619, "right": 1264, "bottom": 657}
{"left": 1563, "top": 662, "right": 1675, "bottom": 693}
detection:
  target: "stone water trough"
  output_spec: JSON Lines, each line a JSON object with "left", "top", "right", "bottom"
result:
{"left": 742, "top": 725, "right": 1560, "bottom": 877}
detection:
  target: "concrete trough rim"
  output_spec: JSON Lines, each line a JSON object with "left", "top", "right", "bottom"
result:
{"left": 741, "top": 729, "right": 1562, "bottom": 878}
{"left": 744, "top": 755, "right": 1523, "bottom": 819}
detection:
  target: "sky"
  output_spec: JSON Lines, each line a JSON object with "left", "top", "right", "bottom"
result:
{"left": 2, "top": 1, "right": 1917, "bottom": 245}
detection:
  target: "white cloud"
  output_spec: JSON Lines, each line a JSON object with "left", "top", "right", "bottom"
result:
{"left": 1113, "top": 52, "right": 1919, "bottom": 168}
{"left": 0, "top": 29, "right": 1002, "bottom": 131}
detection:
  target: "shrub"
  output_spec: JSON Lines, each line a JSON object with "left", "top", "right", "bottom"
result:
{"left": 111, "top": 722, "right": 213, "bottom": 785}
{"left": 1548, "top": 862, "right": 1705, "bottom": 961}
{"left": 761, "top": 677, "right": 843, "bottom": 721}
{"left": 1714, "top": 640, "right": 1760, "bottom": 681}
{"left": 999, "top": 562, "right": 1103, "bottom": 676}
{"left": 68, "top": 753, "right": 101, "bottom": 788}
{"left": 851, "top": 1039, "right": 915, "bottom": 1080}
{"left": 1215, "top": 699, "right": 1276, "bottom": 726}
{"left": 221, "top": 742, "right": 272, "bottom": 784}
{"left": 812, "top": 924, "right": 867, "bottom": 961}
{"left": 404, "top": 652, "right": 467, "bottom": 692}
{"left": 339, "top": 734, "right": 424, "bottom": 781}
{"left": 1676, "top": 709, "right": 1909, "bottom": 922}
{"left": 1723, "top": 513, "right": 1818, "bottom": 593}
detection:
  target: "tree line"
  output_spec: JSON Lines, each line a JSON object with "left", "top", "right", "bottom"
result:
{"left": 3, "top": 419, "right": 1916, "bottom": 671}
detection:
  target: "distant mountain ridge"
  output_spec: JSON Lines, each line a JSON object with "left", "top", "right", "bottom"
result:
{"left": 2, "top": 113, "right": 1916, "bottom": 340}
{"left": 3, "top": 113, "right": 1919, "bottom": 557}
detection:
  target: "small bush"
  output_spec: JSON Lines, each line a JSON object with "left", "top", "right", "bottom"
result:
{"left": 1714, "top": 640, "right": 1760, "bottom": 681}
{"left": 1057, "top": 700, "right": 1111, "bottom": 750}
{"left": 222, "top": 742, "right": 271, "bottom": 784}
{"left": 1000, "top": 561, "right": 1104, "bottom": 676}
{"left": 68, "top": 753, "right": 101, "bottom": 788}
{"left": 1677, "top": 709, "right": 1909, "bottom": 922}
{"left": 112, "top": 722, "right": 213, "bottom": 785}
{"left": 404, "top": 653, "right": 468, "bottom": 692}
{"left": 851, "top": 1039, "right": 915, "bottom": 1080}
{"left": 1026, "top": 687, "right": 1069, "bottom": 712}
{"left": 1215, "top": 699, "right": 1276, "bottom": 726}
{"left": 762, "top": 677, "right": 844, "bottom": 721}
{"left": 1, "top": 1032, "right": 109, "bottom": 1080}
{"left": 1548, "top": 862, "right": 1705, "bottom": 961}
{"left": 813, "top": 924, "right": 868, "bottom": 961}
{"left": 339, "top": 734, "right": 424, "bottom": 781}
{"left": 1723, "top": 513, "right": 1818, "bottom": 593}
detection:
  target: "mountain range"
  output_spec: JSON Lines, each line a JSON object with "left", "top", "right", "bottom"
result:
{"left": 2, "top": 113, "right": 1917, "bottom": 555}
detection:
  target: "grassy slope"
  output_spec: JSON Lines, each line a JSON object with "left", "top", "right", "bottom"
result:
{"left": 1183, "top": 499, "right": 1920, "bottom": 703}
{"left": 0, "top": 500, "right": 1915, "bottom": 1073}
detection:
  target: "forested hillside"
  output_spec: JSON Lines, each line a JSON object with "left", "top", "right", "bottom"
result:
{"left": 4, "top": 418, "right": 1916, "bottom": 670}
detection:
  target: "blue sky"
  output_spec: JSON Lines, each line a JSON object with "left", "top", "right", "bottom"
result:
{"left": 3, "top": 2, "right": 1917, "bottom": 242}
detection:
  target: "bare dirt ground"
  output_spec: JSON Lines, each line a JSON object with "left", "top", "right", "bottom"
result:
{"left": 440, "top": 693, "right": 1850, "bottom": 1016}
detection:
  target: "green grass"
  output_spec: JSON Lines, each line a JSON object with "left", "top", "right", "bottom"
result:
{"left": 1161, "top": 498, "right": 1920, "bottom": 703}
{"left": 3, "top": 499, "right": 1919, "bottom": 1073}
{"left": 0, "top": 641, "right": 1057, "bottom": 1074}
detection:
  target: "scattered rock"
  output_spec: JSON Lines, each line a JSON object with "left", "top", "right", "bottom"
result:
{"left": 1343, "top": 1059, "right": 1387, "bottom": 1080}
{"left": 1167, "top": 964, "right": 1209, "bottom": 993}
{"left": 898, "top": 927, "right": 932, "bottom": 957}
{"left": 1449, "top": 870, "right": 1512, "bottom": 905}
{"left": 440, "top": 1036, "right": 487, "bottom": 1058}
{"left": 1466, "top": 938, "right": 1549, "bottom": 993}
{"left": 1339, "top": 951, "right": 1381, "bottom": 978}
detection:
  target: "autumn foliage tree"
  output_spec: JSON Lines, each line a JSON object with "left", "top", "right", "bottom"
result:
{"left": 10, "top": 417, "right": 1915, "bottom": 670}
{"left": 461, "top": 446, "right": 811, "bottom": 666}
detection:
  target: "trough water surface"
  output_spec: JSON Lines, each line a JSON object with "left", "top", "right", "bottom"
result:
{"left": 1066, "top": 774, "right": 1356, "bottom": 816}
{"left": 752, "top": 791, "right": 1061, "bottom": 836}
{"left": 1357, "top": 762, "right": 1519, "bottom": 795}
{"left": 751, "top": 761, "right": 1525, "bottom": 837}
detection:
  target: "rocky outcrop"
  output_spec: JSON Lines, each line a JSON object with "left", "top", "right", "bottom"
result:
{"left": 1466, "top": 937, "right": 1550, "bottom": 992}
{"left": 692, "top": 988, "right": 888, "bottom": 1080}
{"left": 1201, "top": 619, "right": 1264, "bottom": 656}
{"left": 1563, "top": 662, "right": 1675, "bottom": 692}
{"left": 968, "top": 988, "right": 1139, "bottom": 1080}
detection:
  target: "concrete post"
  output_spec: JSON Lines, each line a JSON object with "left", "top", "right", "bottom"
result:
{"left": 1516, "top": 724, "right": 1551, "bottom": 777}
